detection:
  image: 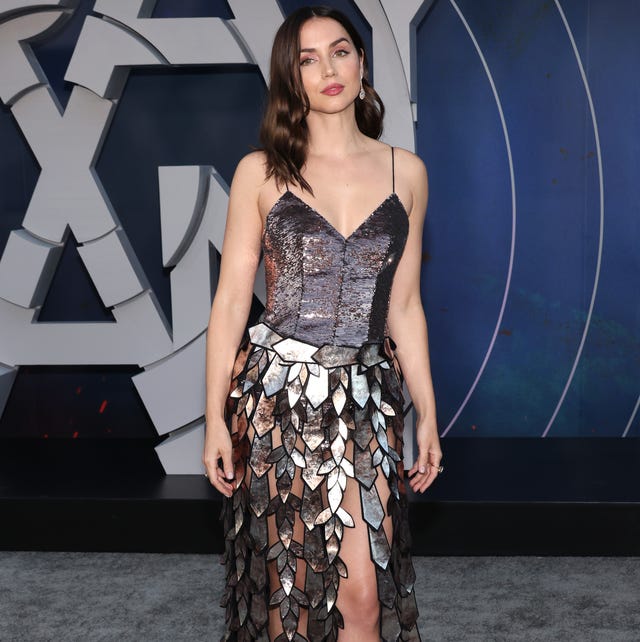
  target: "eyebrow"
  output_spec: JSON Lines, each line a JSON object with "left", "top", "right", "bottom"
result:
{"left": 300, "top": 37, "right": 350, "bottom": 53}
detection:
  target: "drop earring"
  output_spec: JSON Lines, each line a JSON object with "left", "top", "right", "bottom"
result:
{"left": 359, "top": 76, "right": 365, "bottom": 100}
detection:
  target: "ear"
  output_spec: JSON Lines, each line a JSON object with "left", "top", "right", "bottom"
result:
{"left": 359, "top": 48, "right": 365, "bottom": 78}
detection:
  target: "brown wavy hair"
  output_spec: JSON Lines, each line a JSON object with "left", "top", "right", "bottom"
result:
{"left": 259, "top": 5, "right": 385, "bottom": 194}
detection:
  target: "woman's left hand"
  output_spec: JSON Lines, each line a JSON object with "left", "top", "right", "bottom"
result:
{"left": 407, "top": 417, "right": 443, "bottom": 493}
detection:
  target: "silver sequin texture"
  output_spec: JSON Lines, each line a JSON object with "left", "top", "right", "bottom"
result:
{"left": 261, "top": 191, "right": 408, "bottom": 347}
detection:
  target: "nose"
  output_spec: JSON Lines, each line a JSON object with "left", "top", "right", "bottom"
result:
{"left": 321, "top": 57, "right": 336, "bottom": 77}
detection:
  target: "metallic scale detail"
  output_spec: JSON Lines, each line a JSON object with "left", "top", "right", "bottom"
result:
{"left": 220, "top": 176, "right": 420, "bottom": 641}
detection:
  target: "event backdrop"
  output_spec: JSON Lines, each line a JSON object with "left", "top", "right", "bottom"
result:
{"left": 0, "top": 1, "right": 638, "bottom": 473}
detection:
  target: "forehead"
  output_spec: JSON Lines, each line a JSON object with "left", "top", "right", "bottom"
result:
{"left": 298, "top": 17, "right": 353, "bottom": 49}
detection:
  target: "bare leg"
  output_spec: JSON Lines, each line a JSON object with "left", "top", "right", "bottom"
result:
{"left": 334, "top": 438, "right": 392, "bottom": 642}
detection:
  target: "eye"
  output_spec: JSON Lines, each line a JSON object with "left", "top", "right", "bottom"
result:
{"left": 300, "top": 57, "right": 315, "bottom": 66}
{"left": 333, "top": 48, "right": 350, "bottom": 57}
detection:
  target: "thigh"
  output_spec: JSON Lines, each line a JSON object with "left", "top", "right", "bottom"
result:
{"left": 335, "top": 438, "right": 394, "bottom": 613}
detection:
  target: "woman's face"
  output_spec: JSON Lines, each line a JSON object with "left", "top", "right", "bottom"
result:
{"left": 298, "top": 17, "right": 363, "bottom": 114}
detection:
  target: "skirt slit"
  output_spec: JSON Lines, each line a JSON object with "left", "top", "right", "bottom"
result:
{"left": 219, "top": 324, "right": 422, "bottom": 641}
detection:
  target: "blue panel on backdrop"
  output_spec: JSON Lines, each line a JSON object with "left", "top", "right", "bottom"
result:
{"left": 548, "top": 0, "right": 640, "bottom": 438}
{"left": 416, "top": 0, "right": 514, "bottom": 436}
{"left": 416, "top": 0, "right": 640, "bottom": 437}
{"left": 447, "top": 0, "right": 600, "bottom": 437}
{"left": 152, "top": 0, "right": 233, "bottom": 19}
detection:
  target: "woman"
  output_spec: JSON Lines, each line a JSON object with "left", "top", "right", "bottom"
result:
{"left": 203, "top": 6, "right": 442, "bottom": 641}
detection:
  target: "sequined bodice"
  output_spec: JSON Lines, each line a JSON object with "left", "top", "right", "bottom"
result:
{"left": 260, "top": 189, "right": 409, "bottom": 347}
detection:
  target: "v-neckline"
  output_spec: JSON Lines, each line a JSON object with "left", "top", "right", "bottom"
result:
{"left": 283, "top": 190, "right": 399, "bottom": 242}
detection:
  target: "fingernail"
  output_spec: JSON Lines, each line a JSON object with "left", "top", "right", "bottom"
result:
{"left": 226, "top": 471, "right": 234, "bottom": 480}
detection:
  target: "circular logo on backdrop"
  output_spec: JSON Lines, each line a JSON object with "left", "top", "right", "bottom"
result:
{"left": 0, "top": 0, "right": 417, "bottom": 471}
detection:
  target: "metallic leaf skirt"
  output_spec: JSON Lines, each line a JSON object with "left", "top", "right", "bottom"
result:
{"left": 219, "top": 322, "right": 421, "bottom": 642}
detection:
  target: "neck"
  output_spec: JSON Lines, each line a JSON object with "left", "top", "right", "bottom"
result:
{"left": 305, "top": 106, "right": 366, "bottom": 157}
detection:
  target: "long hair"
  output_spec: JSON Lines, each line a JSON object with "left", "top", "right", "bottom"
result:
{"left": 259, "top": 6, "right": 385, "bottom": 194}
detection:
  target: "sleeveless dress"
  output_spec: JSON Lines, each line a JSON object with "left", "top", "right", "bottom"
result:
{"left": 219, "top": 147, "right": 422, "bottom": 642}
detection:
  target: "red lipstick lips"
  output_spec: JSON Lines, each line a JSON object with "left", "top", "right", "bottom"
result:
{"left": 321, "top": 83, "right": 344, "bottom": 96}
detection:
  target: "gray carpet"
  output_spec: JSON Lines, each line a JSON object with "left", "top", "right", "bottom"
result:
{"left": 0, "top": 552, "right": 638, "bottom": 641}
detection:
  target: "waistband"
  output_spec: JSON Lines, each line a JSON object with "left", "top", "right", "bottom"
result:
{"left": 247, "top": 322, "right": 392, "bottom": 369}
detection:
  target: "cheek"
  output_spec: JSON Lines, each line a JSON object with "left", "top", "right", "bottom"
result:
{"left": 300, "top": 64, "right": 319, "bottom": 84}
{"left": 342, "top": 56, "right": 361, "bottom": 78}
{"left": 300, "top": 70, "right": 316, "bottom": 95}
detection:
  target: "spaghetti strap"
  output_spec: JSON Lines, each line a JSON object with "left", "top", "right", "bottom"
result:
{"left": 391, "top": 145, "right": 395, "bottom": 192}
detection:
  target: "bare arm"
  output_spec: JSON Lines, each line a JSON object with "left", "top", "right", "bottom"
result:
{"left": 203, "top": 151, "right": 265, "bottom": 496}
{"left": 387, "top": 150, "right": 443, "bottom": 493}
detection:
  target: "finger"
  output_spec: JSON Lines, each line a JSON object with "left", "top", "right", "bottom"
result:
{"left": 409, "top": 451, "right": 430, "bottom": 488}
{"left": 203, "top": 455, "right": 234, "bottom": 497}
{"left": 410, "top": 474, "right": 430, "bottom": 493}
{"left": 408, "top": 457, "right": 436, "bottom": 492}
{"left": 213, "top": 479, "right": 234, "bottom": 497}
{"left": 408, "top": 468, "right": 429, "bottom": 492}
{"left": 221, "top": 449, "right": 235, "bottom": 483}
{"left": 417, "top": 468, "right": 436, "bottom": 493}
{"left": 407, "top": 463, "right": 421, "bottom": 483}
{"left": 418, "top": 450, "right": 430, "bottom": 475}
{"left": 418, "top": 460, "right": 442, "bottom": 493}
{"left": 215, "top": 463, "right": 236, "bottom": 493}
{"left": 408, "top": 462, "right": 424, "bottom": 475}
{"left": 408, "top": 446, "right": 429, "bottom": 476}
{"left": 408, "top": 469, "right": 428, "bottom": 493}
{"left": 204, "top": 461, "right": 234, "bottom": 496}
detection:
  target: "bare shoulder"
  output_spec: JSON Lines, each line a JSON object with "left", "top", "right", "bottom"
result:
{"left": 224, "top": 151, "right": 268, "bottom": 237}
{"left": 232, "top": 150, "right": 284, "bottom": 221}
{"left": 232, "top": 150, "right": 268, "bottom": 188}
{"left": 392, "top": 146, "right": 428, "bottom": 185}
{"left": 390, "top": 147, "right": 428, "bottom": 219}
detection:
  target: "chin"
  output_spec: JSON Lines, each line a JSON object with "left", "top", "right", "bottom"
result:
{"left": 311, "top": 96, "right": 358, "bottom": 113}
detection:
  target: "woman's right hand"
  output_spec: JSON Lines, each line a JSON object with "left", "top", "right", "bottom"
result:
{"left": 203, "top": 420, "right": 236, "bottom": 497}
{"left": 202, "top": 152, "right": 263, "bottom": 498}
